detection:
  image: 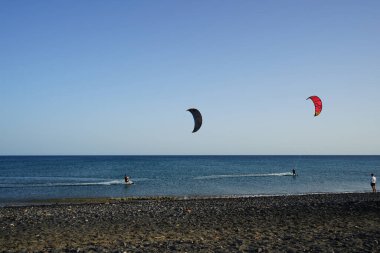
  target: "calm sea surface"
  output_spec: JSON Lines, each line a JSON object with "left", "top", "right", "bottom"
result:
{"left": 0, "top": 156, "right": 379, "bottom": 204}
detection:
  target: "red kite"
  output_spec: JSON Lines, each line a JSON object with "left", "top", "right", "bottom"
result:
{"left": 307, "top": 96, "right": 322, "bottom": 116}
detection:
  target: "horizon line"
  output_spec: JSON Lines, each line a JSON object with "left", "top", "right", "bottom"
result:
{"left": 1, "top": 154, "right": 380, "bottom": 157}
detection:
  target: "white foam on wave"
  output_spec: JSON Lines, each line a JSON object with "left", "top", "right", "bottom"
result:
{"left": 0, "top": 180, "right": 124, "bottom": 188}
{"left": 194, "top": 172, "right": 293, "bottom": 180}
{"left": 0, "top": 177, "right": 151, "bottom": 188}
{"left": 0, "top": 176, "right": 101, "bottom": 181}
{"left": 0, "top": 178, "right": 152, "bottom": 188}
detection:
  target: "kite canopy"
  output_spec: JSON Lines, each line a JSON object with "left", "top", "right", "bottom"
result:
{"left": 307, "top": 96, "right": 322, "bottom": 116}
{"left": 187, "top": 108, "right": 202, "bottom": 133}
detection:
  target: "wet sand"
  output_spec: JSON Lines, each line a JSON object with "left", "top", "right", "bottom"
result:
{"left": 1, "top": 193, "right": 380, "bottom": 252}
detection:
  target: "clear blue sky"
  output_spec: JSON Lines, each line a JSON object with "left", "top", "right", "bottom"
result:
{"left": 1, "top": 1, "right": 379, "bottom": 155}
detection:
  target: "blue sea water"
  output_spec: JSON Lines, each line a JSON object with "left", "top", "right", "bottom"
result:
{"left": 0, "top": 156, "right": 379, "bottom": 204}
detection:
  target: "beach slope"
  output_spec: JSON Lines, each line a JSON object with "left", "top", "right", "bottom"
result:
{"left": 1, "top": 193, "right": 380, "bottom": 252}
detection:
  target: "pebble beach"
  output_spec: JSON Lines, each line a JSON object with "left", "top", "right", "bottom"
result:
{"left": 1, "top": 193, "right": 379, "bottom": 252}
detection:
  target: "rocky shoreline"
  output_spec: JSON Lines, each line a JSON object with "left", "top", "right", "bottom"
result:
{"left": 1, "top": 193, "right": 380, "bottom": 252}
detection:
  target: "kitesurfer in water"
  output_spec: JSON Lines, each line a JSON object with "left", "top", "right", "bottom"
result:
{"left": 292, "top": 169, "right": 296, "bottom": 176}
{"left": 124, "top": 174, "right": 130, "bottom": 183}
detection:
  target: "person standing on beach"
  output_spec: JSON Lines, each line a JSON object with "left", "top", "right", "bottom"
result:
{"left": 371, "top": 174, "right": 376, "bottom": 193}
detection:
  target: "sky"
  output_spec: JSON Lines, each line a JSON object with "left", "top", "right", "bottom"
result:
{"left": 0, "top": 0, "right": 379, "bottom": 155}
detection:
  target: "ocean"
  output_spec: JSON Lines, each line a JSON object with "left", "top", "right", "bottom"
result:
{"left": 0, "top": 156, "right": 379, "bottom": 204}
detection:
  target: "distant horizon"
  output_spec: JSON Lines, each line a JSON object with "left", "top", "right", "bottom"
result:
{"left": 1, "top": 154, "right": 380, "bottom": 157}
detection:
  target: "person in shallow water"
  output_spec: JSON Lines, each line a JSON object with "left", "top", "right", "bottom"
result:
{"left": 371, "top": 174, "right": 376, "bottom": 193}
